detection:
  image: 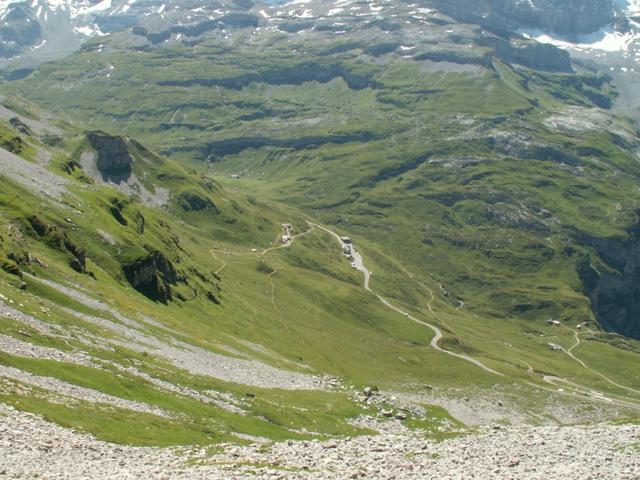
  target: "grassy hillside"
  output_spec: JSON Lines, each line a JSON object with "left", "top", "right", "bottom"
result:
{"left": 6, "top": 24, "right": 640, "bottom": 335}
{"left": 0, "top": 97, "right": 498, "bottom": 445}
{"left": 1, "top": 3, "right": 640, "bottom": 445}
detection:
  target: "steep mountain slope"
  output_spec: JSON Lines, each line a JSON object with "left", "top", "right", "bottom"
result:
{"left": 430, "top": 0, "right": 617, "bottom": 35}
{"left": 0, "top": 0, "right": 640, "bottom": 471}
{"left": 0, "top": 97, "right": 638, "bottom": 476}
{"left": 1, "top": 0, "right": 639, "bottom": 70}
{"left": 0, "top": 96, "right": 458, "bottom": 444}
{"left": 0, "top": 94, "right": 638, "bottom": 445}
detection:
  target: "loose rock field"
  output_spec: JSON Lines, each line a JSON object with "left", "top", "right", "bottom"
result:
{"left": 1, "top": 403, "right": 638, "bottom": 479}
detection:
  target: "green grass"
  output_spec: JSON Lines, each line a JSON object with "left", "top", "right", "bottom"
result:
{"left": 0, "top": 19, "right": 639, "bottom": 447}
{"left": 1, "top": 386, "right": 229, "bottom": 446}
{"left": 0, "top": 353, "right": 372, "bottom": 443}
{"left": 404, "top": 404, "right": 466, "bottom": 441}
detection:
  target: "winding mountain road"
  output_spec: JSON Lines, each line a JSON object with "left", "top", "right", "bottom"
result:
{"left": 308, "top": 221, "right": 640, "bottom": 409}
{"left": 560, "top": 325, "right": 640, "bottom": 395}
{"left": 208, "top": 219, "right": 640, "bottom": 407}
{"left": 536, "top": 376, "right": 640, "bottom": 409}
{"left": 307, "top": 222, "right": 504, "bottom": 377}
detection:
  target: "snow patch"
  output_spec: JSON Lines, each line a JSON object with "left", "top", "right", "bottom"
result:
{"left": 85, "top": 0, "right": 112, "bottom": 14}
{"left": 519, "top": 27, "right": 640, "bottom": 53}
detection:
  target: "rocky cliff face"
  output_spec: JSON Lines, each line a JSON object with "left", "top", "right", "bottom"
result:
{"left": 479, "top": 34, "right": 572, "bottom": 72}
{"left": 0, "top": 3, "right": 43, "bottom": 58}
{"left": 428, "top": 0, "right": 615, "bottom": 36}
{"left": 577, "top": 223, "right": 640, "bottom": 340}
{"left": 87, "top": 131, "right": 133, "bottom": 179}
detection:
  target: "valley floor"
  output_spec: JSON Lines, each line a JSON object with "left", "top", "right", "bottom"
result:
{"left": 1, "top": 402, "right": 638, "bottom": 480}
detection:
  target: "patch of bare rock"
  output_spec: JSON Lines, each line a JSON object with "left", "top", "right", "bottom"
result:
{"left": 0, "top": 148, "right": 70, "bottom": 201}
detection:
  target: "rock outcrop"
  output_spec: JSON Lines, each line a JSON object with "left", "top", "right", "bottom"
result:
{"left": 93, "top": 14, "right": 137, "bottom": 34}
{"left": 26, "top": 215, "right": 87, "bottom": 274}
{"left": 1, "top": 135, "right": 25, "bottom": 154}
{"left": 87, "top": 131, "right": 133, "bottom": 178}
{"left": 139, "top": 13, "right": 259, "bottom": 44}
{"left": 479, "top": 35, "right": 572, "bottom": 72}
{"left": 156, "top": 59, "right": 378, "bottom": 91}
{"left": 9, "top": 117, "right": 32, "bottom": 136}
{"left": 109, "top": 198, "right": 128, "bottom": 226}
{"left": 177, "top": 191, "right": 220, "bottom": 213}
{"left": 123, "top": 250, "right": 178, "bottom": 304}
{"left": 1, "top": 258, "right": 22, "bottom": 277}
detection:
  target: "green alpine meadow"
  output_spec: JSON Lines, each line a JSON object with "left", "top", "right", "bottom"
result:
{"left": 0, "top": 0, "right": 639, "bottom": 478}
